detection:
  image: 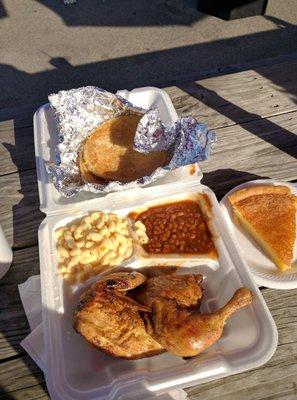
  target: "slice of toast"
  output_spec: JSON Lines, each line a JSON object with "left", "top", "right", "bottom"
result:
{"left": 228, "top": 185, "right": 297, "bottom": 271}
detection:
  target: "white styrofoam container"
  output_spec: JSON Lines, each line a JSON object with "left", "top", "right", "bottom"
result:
{"left": 0, "top": 224, "right": 13, "bottom": 279}
{"left": 38, "top": 182, "right": 277, "bottom": 400}
{"left": 33, "top": 87, "right": 202, "bottom": 215}
{"left": 34, "top": 87, "right": 278, "bottom": 399}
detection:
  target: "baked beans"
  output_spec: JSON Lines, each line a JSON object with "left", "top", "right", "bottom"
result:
{"left": 130, "top": 200, "right": 217, "bottom": 256}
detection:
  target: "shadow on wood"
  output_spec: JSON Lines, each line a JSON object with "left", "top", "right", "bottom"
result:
{"left": 1, "top": 141, "right": 44, "bottom": 249}
{"left": 201, "top": 169, "right": 269, "bottom": 200}
{"left": 176, "top": 80, "right": 297, "bottom": 160}
{"left": 0, "top": 383, "right": 15, "bottom": 399}
{"left": 0, "top": 16, "right": 297, "bottom": 109}
{"left": 0, "top": 133, "right": 46, "bottom": 395}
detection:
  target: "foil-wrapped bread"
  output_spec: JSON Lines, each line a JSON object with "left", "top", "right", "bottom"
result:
{"left": 47, "top": 87, "right": 216, "bottom": 197}
{"left": 81, "top": 114, "right": 168, "bottom": 183}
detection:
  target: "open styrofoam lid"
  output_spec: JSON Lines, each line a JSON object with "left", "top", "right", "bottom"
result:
{"left": 33, "top": 87, "right": 202, "bottom": 216}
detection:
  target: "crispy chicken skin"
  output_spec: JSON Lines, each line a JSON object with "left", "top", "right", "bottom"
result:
{"left": 133, "top": 274, "right": 204, "bottom": 309}
{"left": 134, "top": 276, "right": 253, "bottom": 357}
{"left": 74, "top": 271, "right": 253, "bottom": 359}
{"left": 73, "top": 271, "right": 164, "bottom": 359}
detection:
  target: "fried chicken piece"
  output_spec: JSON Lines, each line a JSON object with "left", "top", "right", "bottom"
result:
{"left": 73, "top": 271, "right": 164, "bottom": 359}
{"left": 134, "top": 275, "right": 253, "bottom": 357}
{"left": 133, "top": 274, "right": 204, "bottom": 309}
{"left": 74, "top": 271, "right": 253, "bottom": 360}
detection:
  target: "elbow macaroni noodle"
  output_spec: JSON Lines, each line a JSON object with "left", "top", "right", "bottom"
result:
{"left": 55, "top": 211, "right": 148, "bottom": 284}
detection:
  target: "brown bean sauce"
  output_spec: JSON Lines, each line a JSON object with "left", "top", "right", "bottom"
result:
{"left": 130, "top": 200, "right": 217, "bottom": 256}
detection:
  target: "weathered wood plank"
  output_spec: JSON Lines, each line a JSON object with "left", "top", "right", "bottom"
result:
{"left": 200, "top": 111, "right": 297, "bottom": 199}
{"left": 0, "top": 169, "right": 44, "bottom": 248}
{"left": 0, "top": 247, "right": 40, "bottom": 361}
{"left": 166, "top": 60, "right": 297, "bottom": 129}
{"left": 0, "top": 355, "right": 45, "bottom": 395}
{"left": 0, "top": 246, "right": 39, "bottom": 288}
{"left": 1, "top": 61, "right": 297, "bottom": 177}
{"left": 0, "top": 102, "right": 41, "bottom": 129}
{"left": 0, "top": 121, "right": 35, "bottom": 175}
{"left": 0, "top": 383, "right": 49, "bottom": 400}
{"left": 0, "top": 59, "right": 296, "bottom": 128}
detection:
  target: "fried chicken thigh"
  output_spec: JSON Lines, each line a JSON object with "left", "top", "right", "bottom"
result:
{"left": 134, "top": 276, "right": 253, "bottom": 357}
{"left": 73, "top": 271, "right": 164, "bottom": 359}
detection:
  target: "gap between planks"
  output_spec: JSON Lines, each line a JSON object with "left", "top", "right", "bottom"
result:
{"left": 1, "top": 59, "right": 297, "bottom": 177}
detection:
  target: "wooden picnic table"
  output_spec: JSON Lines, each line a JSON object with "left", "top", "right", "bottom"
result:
{"left": 0, "top": 58, "right": 297, "bottom": 400}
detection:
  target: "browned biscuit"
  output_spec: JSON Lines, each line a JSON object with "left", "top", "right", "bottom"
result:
{"left": 82, "top": 114, "right": 168, "bottom": 183}
{"left": 78, "top": 151, "right": 107, "bottom": 185}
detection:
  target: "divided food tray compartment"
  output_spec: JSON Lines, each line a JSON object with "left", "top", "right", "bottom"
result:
{"left": 34, "top": 86, "right": 202, "bottom": 215}
{"left": 39, "top": 182, "right": 277, "bottom": 400}
{"left": 34, "top": 87, "right": 278, "bottom": 400}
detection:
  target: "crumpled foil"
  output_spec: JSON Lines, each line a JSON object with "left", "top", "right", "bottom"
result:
{"left": 46, "top": 86, "right": 216, "bottom": 197}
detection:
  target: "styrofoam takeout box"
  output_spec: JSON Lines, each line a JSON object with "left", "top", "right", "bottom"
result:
{"left": 33, "top": 87, "right": 202, "bottom": 215}
{"left": 34, "top": 87, "right": 278, "bottom": 400}
{"left": 0, "top": 224, "right": 13, "bottom": 279}
{"left": 38, "top": 182, "right": 277, "bottom": 400}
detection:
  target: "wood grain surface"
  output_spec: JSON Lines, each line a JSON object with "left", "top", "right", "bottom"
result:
{"left": 0, "top": 247, "right": 39, "bottom": 361}
{"left": 166, "top": 60, "right": 297, "bottom": 129}
{"left": 0, "top": 60, "right": 297, "bottom": 400}
{"left": 0, "top": 170, "right": 44, "bottom": 248}
{"left": 0, "top": 121, "right": 35, "bottom": 175}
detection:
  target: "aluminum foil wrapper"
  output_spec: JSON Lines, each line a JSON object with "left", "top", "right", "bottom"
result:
{"left": 46, "top": 86, "right": 215, "bottom": 197}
